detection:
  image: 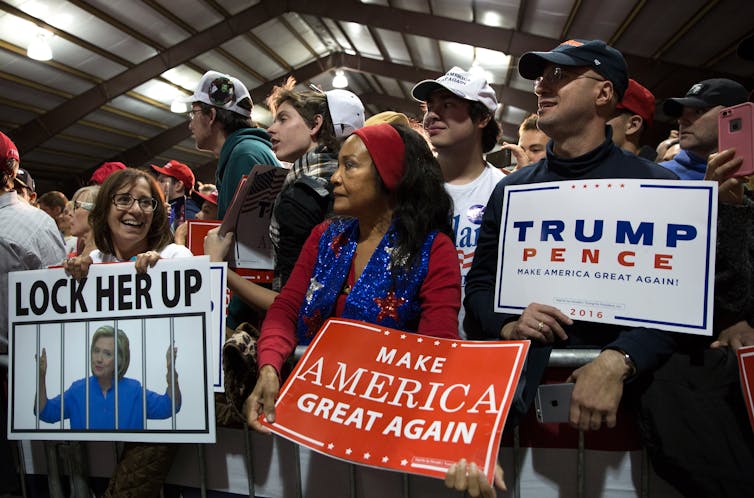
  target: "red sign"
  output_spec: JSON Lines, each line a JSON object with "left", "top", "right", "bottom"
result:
{"left": 262, "top": 318, "right": 529, "bottom": 482}
{"left": 737, "top": 346, "right": 754, "bottom": 433}
{"left": 186, "top": 219, "right": 272, "bottom": 283}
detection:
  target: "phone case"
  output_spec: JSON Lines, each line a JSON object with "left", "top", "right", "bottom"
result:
{"left": 718, "top": 102, "right": 754, "bottom": 178}
{"left": 534, "top": 383, "right": 574, "bottom": 424}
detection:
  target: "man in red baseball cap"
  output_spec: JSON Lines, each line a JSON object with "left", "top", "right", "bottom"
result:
{"left": 150, "top": 160, "right": 199, "bottom": 230}
{"left": 89, "top": 161, "right": 126, "bottom": 185}
{"left": 607, "top": 78, "right": 657, "bottom": 160}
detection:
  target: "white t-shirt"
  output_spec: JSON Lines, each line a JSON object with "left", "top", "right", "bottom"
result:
{"left": 444, "top": 164, "right": 505, "bottom": 338}
{"left": 89, "top": 243, "right": 193, "bottom": 263}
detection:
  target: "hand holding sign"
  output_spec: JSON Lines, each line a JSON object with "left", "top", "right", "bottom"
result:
{"left": 444, "top": 460, "right": 506, "bottom": 497}
{"left": 63, "top": 254, "right": 93, "bottom": 280}
{"left": 502, "top": 302, "right": 572, "bottom": 342}
{"left": 711, "top": 320, "right": 754, "bottom": 350}
{"left": 245, "top": 364, "right": 280, "bottom": 433}
{"left": 135, "top": 250, "right": 162, "bottom": 273}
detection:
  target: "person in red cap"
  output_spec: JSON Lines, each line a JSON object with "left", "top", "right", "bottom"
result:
{"left": 89, "top": 161, "right": 126, "bottom": 186}
{"left": 150, "top": 159, "right": 200, "bottom": 231}
{"left": 607, "top": 78, "right": 658, "bottom": 160}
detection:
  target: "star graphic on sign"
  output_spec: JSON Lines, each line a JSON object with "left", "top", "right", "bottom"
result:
{"left": 382, "top": 456, "right": 389, "bottom": 463}
{"left": 345, "top": 448, "right": 352, "bottom": 455}
{"left": 434, "top": 340, "right": 440, "bottom": 346}
{"left": 401, "top": 459, "right": 408, "bottom": 466}
{"left": 384, "top": 330, "right": 391, "bottom": 336}
{"left": 329, "top": 232, "right": 348, "bottom": 258}
{"left": 305, "top": 278, "right": 324, "bottom": 304}
{"left": 364, "top": 452, "right": 371, "bottom": 460}
{"left": 400, "top": 334, "right": 407, "bottom": 340}
{"left": 452, "top": 343, "right": 458, "bottom": 348}
{"left": 417, "top": 337, "right": 423, "bottom": 343}
{"left": 374, "top": 291, "right": 407, "bottom": 322}
{"left": 327, "top": 443, "right": 334, "bottom": 450}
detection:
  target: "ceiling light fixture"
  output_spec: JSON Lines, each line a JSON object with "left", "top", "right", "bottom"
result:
{"left": 332, "top": 69, "right": 348, "bottom": 89}
{"left": 28, "top": 31, "right": 53, "bottom": 61}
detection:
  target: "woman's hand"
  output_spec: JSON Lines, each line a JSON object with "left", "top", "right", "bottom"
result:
{"left": 63, "top": 255, "right": 93, "bottom": 280}
{"left": 134, "top": 250, "right": 161, "bottom": 274}
{"left": 444, "top": 460, "right": 506, "bottom": 498}
{"left": 243, "top": 365, "right": 280, "bottom": 433}
{"left": 37, "top": 347, "right": 47, "bottom": 378}
{"left": 705, "top": 148, "right": 746, "bottom": 205}
{"left": 501, "top": 302, "right": 572, "bottom": 343}
{"left": 165, "top": 345, "right": 178, "bottom": 381}
{"left": 204, "top": 228, "right": 234, "bottom": 263}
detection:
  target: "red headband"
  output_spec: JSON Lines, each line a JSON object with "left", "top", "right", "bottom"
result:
{"left": 352, "top": 124, "right": 405, "bottom": 192}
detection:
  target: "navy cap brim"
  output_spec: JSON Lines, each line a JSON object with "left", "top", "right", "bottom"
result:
{"left": 663, "top": 96, "right": 709, "bottom": 117}
{"left": 518, "top": 51, "right": 585, "bottom": 79}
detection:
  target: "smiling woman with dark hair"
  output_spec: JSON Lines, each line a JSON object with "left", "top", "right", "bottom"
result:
{"left": 62, "top": 167, "right": 192, "bottom": 497}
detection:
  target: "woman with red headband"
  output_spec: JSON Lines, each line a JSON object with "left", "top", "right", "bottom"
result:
{"left": 244, "top": 123, "right": 461, "bottom": 431}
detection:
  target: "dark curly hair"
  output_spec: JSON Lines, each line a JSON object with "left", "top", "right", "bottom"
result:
{"left": 468, "top": 101, "right": 501, "bottom": 153}
{"left": 387, "top": 124, "right": 453, "bottom": 268}
{"left": 89, "top": 168, "right": 172, "bottom": 257}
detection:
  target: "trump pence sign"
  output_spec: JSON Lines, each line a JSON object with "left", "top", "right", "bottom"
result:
{"left": 495, "top": 179, "right": 717, "bottom": 335}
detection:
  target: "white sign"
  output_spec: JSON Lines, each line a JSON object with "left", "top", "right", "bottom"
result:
{"left": 7, "top": 257, "right": 217, "bottom": 442}
{"left": 494, "top": 179, "right": 717, "bottom": 336}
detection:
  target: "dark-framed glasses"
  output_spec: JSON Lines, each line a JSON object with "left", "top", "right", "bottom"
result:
{"left": 534, "top": 66, "right": 606, "bottom": 88}
{"left": 111, "top": 193, "right": 158, "bottom": 212}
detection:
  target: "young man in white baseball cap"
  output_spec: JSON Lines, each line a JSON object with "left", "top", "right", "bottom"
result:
{"left": 412, "top": 66, "right": 504, "bottom": 339}
{"left": 176, "top": 70, "right": 280, "bottom": 219}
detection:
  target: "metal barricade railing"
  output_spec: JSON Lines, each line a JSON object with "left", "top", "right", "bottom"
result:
{"left": 20, "top": 347, "right": 658, "bottom": 498}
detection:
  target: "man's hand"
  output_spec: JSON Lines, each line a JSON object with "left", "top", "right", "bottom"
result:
{"left": 444, "top": 460, "right": 506, "bottom": 498}
{"left": 566, "top": 349, "right": 629, "bottom": 431}
{"left": 501, "top": 142, "right": 530, "bottom": 170}
{"left": 711, "top": 320, "right": 754, "bottom": 350}
{"left": 243, "top": 365, "right": 280, "bottom": 433}
{"left": 501, "top": 303, "right": 572, "bottom": 343}
{"left": 705, "top": 148, "right": 746, "bottom": 205}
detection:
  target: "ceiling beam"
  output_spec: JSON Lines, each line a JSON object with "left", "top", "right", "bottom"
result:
{"left": 10, "top": 0, "right": 285, "bottom": 154}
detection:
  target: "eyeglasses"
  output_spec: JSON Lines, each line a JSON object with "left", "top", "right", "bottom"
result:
{"left": 534, "top": 67, "right": 606, "bottom": 88}
{"left": 111, "top": 193, "right": 158, "bottom": 212}
{"left": 207, "top": 76, "right": 235, "bottom": 106}
{"left": 74, "top": 200, "right": 95, "bottom": 211}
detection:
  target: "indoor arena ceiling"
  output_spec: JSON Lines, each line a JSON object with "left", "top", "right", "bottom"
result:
{"left": 1, "top": 0, "right": 753, "bottom": 194}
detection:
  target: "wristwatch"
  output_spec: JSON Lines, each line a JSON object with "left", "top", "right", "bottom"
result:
{"left": 605, "top": 347, "right": 637, "bottom": 381}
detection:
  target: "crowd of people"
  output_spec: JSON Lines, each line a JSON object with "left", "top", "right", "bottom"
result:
{"left": 1, "top": 34, "right": 754, "bottom": 498}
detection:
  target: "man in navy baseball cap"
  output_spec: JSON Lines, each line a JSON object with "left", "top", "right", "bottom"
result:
{"left": 518, "top": 39, "right": 629, "bottom": 99}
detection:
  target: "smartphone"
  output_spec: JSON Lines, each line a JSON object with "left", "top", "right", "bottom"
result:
{"left": 718, "top": 102, "right": 754, "bottom": 178}
{"left": 535, "top": 383, "right": 574, "bottom": 423}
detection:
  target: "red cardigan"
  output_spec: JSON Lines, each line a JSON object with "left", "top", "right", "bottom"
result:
{"left": 257, "top": 221, "right": 461, "bottom": 373}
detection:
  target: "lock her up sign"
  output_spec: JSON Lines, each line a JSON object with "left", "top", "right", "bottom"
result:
{"left": 495, "top": 179, "right": 717, "bottom": 336}
{"left": 262, "top": 318, "right": 529, "bottom": 483}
